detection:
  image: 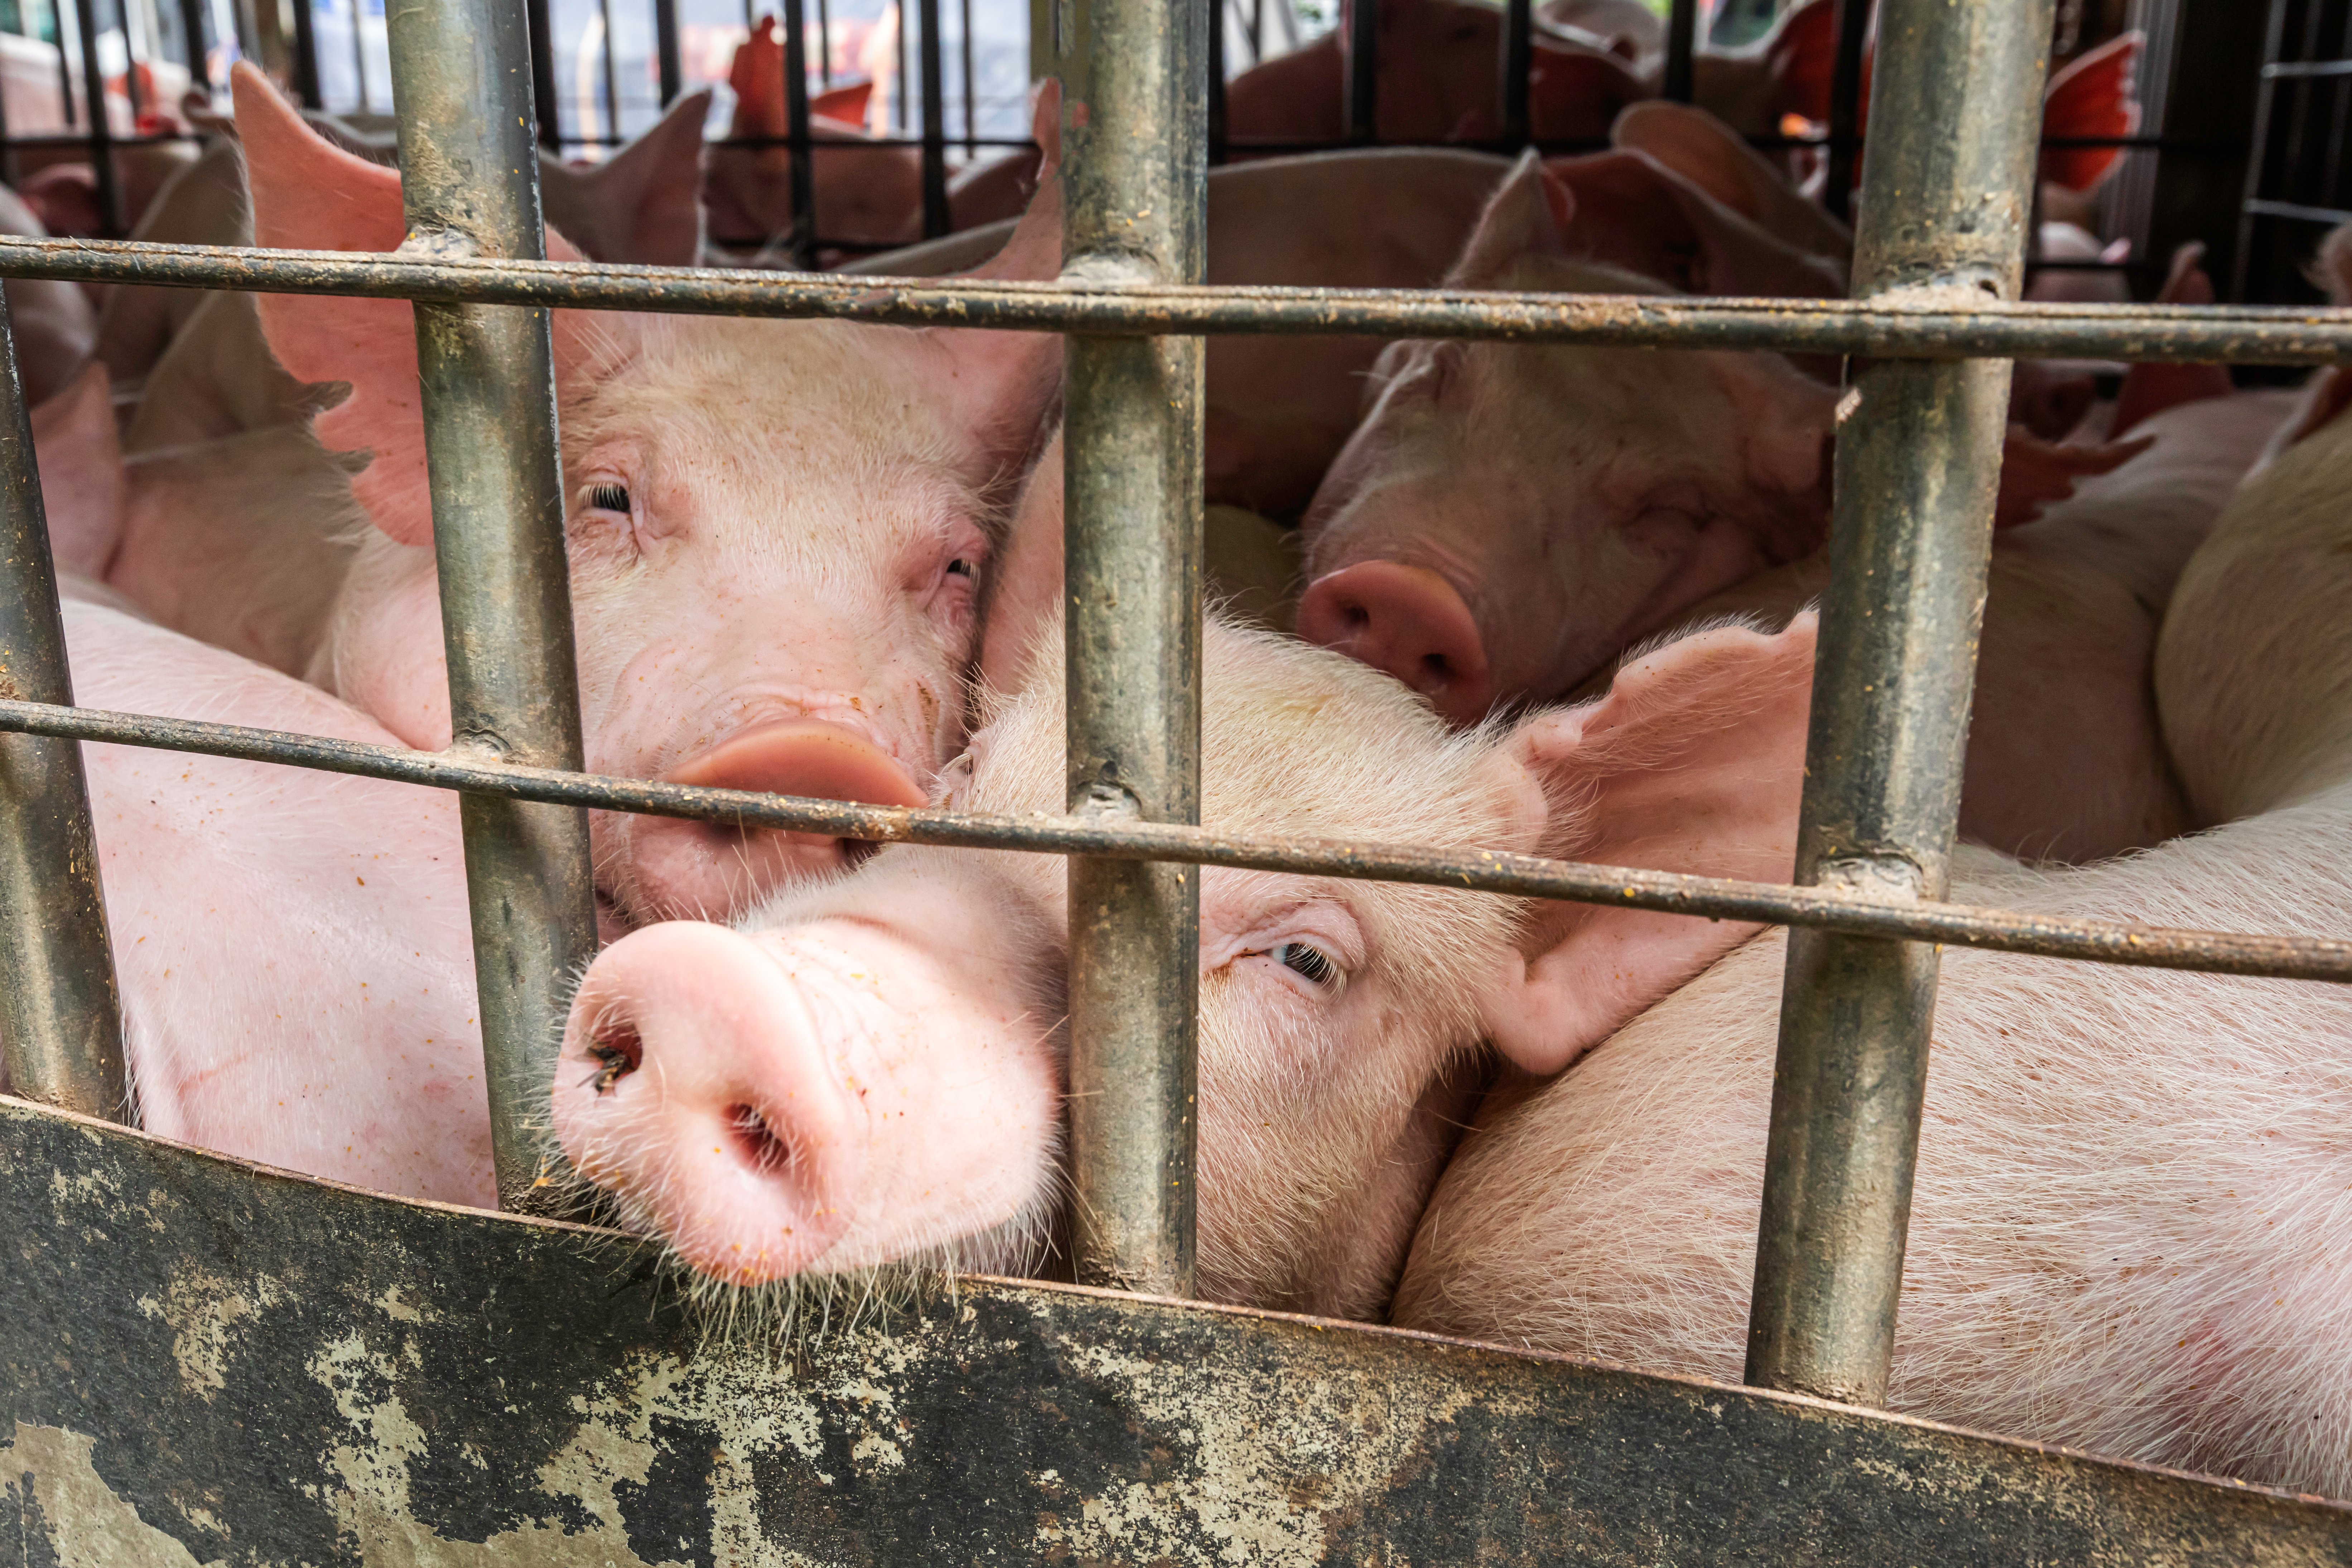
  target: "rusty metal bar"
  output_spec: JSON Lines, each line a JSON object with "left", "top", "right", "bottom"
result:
{"left": 782, "top": 0, "right": 817, "bottom": 263}
{"left": 4, "top": 693, "right": 2352, "bottom": 985}
{"left": 1062, "top": 0, "right": 1207, "bottom": 1297}
{"left": 1344, "top": 0, "right": 1374, "bottom": 141}
{"left": 1663, "top": 0, "right": 1696, "bottom": 104}
{"left": 384, "top": 0, "right": 598, "bottom": 1214}
{"left": 15, "top": 234, "right": 2352, "bottom": 360}
{"left": 1824, "top": 0, "right": 1868, "bottom": 222}
{"left": 0, "top": 300, "right": 124, "bottom": 1121}
{"left": 916, "top": 0, "right": 948, "bottom": 236}
{"left": 1500, "top": 0, "right": 1530, "bottom": 146}
{"left": 1745, "top": 0, "right": 2058, "bottom": 1410}
{"left": 289, "top": 0, "right": 319, "bottom": 106}
{"left": 68, "top": 0, "right": 121, "bottom": 236}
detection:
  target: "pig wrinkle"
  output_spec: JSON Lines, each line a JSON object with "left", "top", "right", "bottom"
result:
{"left": 1395, "top": 806, "right": 2352, "bottom": 1497}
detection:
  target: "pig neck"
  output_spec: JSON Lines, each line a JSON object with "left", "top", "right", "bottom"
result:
{"left": 311, "top": 531, "right": 457, "bottom": 752}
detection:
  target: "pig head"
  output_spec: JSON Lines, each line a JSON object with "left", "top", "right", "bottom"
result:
{"left": 550, "top": 585, "right": 1821, "bottom": 1320}
{"left": 233, "top": 64, "right": 1064, "bottom": 923}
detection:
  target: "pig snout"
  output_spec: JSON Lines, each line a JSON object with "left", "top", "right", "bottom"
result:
{"left": 553, "top": 921, "right": 862, "bottom": 1284}
{"left": 1297, "top": 561, "right": 1495, "bottom": 723}
{"left": 625, "top": 719, "right": 929, "bottom": 921}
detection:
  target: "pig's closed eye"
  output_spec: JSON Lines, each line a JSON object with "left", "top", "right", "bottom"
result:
{"left": 946, "top": 557, "right": 975, "bottom": 579}
{"left": 588, "top": 483, "right": 631, "bottom": 513}
{"left": 1267, "top": 941, "right": 1343, "bottom": 990}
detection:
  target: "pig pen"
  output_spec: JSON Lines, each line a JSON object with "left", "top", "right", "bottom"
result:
{"left": 3, "top": 0, "right": 2352, "bottom": 1560}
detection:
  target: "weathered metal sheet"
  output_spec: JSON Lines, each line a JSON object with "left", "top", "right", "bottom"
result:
{"left": 5, "top": 1095, "right": 2349, "bottom": 1566}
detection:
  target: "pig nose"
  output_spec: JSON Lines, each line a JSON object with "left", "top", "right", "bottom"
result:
{"left": 1296, "top": 561, "right": 1495, "bottom": 724}
{"left": 625, "top": 720, "right": 929, "bottom": 921}
{"left": 550, "top": 922, "right": 862, "bottom": 1285}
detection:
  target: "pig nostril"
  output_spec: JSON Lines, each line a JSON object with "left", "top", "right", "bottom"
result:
{"left": 587, "top": 1020, "right": 643, "bottom": 1095}
{"left": 1342, "top": 601, "right": 1371, "bottom": 632}
{"left": 729, "top": 1103, "right": 796, "bottom": 1177}
{"left": 1422, "top": 653, "right": 1452, "bottom": 684}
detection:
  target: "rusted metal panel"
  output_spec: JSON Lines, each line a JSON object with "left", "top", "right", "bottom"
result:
{"left": 4, "top": 1095, "right": 2349, "bottom": 1565}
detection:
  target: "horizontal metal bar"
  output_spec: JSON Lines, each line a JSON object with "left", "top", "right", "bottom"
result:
{"left": 0, "top": 236, "right": 2348, "bottom": 362}
{"left": 8, "top": 695, "right": 2351, "bottom": 985}
{"left": 2263, "top": 58, "right": 2352, "bottom": 78}
{"left": 2243, "top": 196, "right": 2352, "bottom": 225}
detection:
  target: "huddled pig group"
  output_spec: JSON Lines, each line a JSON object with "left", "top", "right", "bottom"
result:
{"left": 8, "top": 17, "right": 2350, "bottom": 1501}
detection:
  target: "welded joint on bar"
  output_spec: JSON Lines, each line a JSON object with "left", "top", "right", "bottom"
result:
{"left": 396, "top": 228, "right": 483, "bottom": 262}
{"left": 1813, "top": 856, "right": 1928, "bottom": 904}
{"left": 1865, "top": 278, "right": 2013, "bottom": 312}
{"left": 1060, "top": 254, "right": 1166, "bottom": 289}
{"left": 1073, "top": 782, "right": 1145, "bottom": 822}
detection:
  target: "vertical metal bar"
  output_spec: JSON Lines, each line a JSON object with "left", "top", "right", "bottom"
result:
{"left": 0, "top": 291, "right": 126, "bottom": 1123}
{"left": 289, "top": 0, "right": 319, "bottom": 106}
{"left": 346, "top": 0, "right": 365, "bottom": 112}
{"left": 69, "top": 0, "right": 120, "bottom": 234}
{"left": 917, "top": 0, "right": 946, "bottom": 235}
{"left": 654, "top": 0, "right": 681, "bottom": 105}
{"left": 816, "top": 0, "right": 830, "bottom": 87}
{"left": 1663, "top": 0, "right": 1696, "bottom": 103}
{"left": 383, "top": 0, "right": 598, "bottom": 1214}
{"left": 1343, "top": 0, "right": 1373, "bottom": 141}
{"left": 1207, "top": 0, "right": 1225, "bottom": 165}
{"left": 1248, "top": 0, "right": 1261, "bottom": 64}
{"left": 781, "top": 0, "right": 816, "bottom": 261}
{"left": 176, "top": 0, "right": 211, "bottom": 91}
{"left": 2235, "top": 0, "right": 2295, "bottom": 299}
{"left": 894, "top": 0, "right": 907, "bottom": 128}
{"left": 54, "top": 0, "right": 77, "bottom": 127}
{"left": 524, "top": 0, "right": 561, "bottom": 148}
{"left": 1744, "top": 0, "right": 2057, "bottom": 1410}
{"left": 597, "top": 0, "right": 619, "bottom": 144}
{"left": 118, "top": 0, "right": 146, "bottom": 126}
{"left": 1062, "top": 0, "right": 1206, "bottom": 1298}
{"left": 958, "top": 0, "right": 973, "bottom": 154}
{"left": 1823, "top": 0, "right": 1869, "bottom": 222}
{"left": 1499, "top": 0, "right": 1528, "bottom": 146}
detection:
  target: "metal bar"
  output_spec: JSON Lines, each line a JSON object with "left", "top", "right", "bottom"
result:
{"left": 597, "top": 0, "right": 620, "bottom": 146}
{"left": 119, "top": 0, "right": 146, "bottom": 125}
{"left": 383, "top": 0, "right": 598, "bottom": 1215}
{"left": 916, "top": 0, "right": 946, "bottom": 235}
{"left": 53, "top": 0, "right": 77, "bottom": 129}
{"left": 654, "top": 0, "right": 680, "bottom": 103}
{"left": 1824, "top": 0, "right": 1868, "bottom": 222}
{"left": 346, "top": 0, "right": 365, "bottom": 113}
{"left": 1745, "top": 0, "right": 2058, "bottom": 1410}
{"left": 1500, "top": 0, "right": 1529, "bottom": 146}
{"left": 1663, "top": 0, "right": 1696, "bottom": 103}
{"left": 1208, "top": 0, "right": 1226, "bottom": 165}
{"left": 782, "top": 0, "right": 816, "bottom": 262}
{"left": 1061, "top": 0, "right": 1207, "bottom": 1297}
{"left": 2246, "top": 193, "right": 2352, "bottom": 223}
{"left": 288, "top": 0, "right": 319, "bottom": 106}
{"left": 175, "top": 0, "right": 210, "bottom": 91}
{"left": 2264, "top": 55, "right": 2352, "bottom": 77}
{"left": 895, "top": 0, "right": 906, "bottom": 128}
{"left": 6, "top": 695, "right": 2352, "bottom": 985}
{"left": 21, "top": 234, "right": 2352, "bottom": 361}
{"left": 817, "top": 0, "right": 830, "bottom": 87}
{"left": 958, "top": 0, "right": 972, "bottom": 154}
{"left": 1344, "top": 0, "right": 1373, "bottom": 141}
{"left": 0, "top": 299, "right": 125, "bottom": 1121}
{"left": 2236, "top": 0, "right": 2297, "bottom": 299}
{"left": 524, "top": 0, "right": 561, "bottom": 148}
{"left": 68, "top": 0, "right": 120, "bottom": 234}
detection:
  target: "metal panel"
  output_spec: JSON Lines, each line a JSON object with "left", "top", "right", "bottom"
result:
{"left": 384, "top": 0, "right": 599, "bottom": 1214}
{"left": 1746, "top": 0, "right": 2059, "bottom": 1409}
{"left": 0, "top": 297, "right": 124, "bottom": 1123}
{"left": 4, "top": 1096, "right": 2350, "bottom": 1565}
{"left": 1061, "top": 0, "right": 1207, "bottom": 1297}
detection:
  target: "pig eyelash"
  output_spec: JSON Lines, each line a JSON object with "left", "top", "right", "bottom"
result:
{"left": 1256, "top": 941, "right": 1347, "bottom": 993}
{"left": 586, "top": 483, "right": 631, "bottom": 514}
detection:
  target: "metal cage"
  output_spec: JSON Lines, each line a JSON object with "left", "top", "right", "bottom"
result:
{"left": 5, "top": 0, "right": 2352, "bottom": 1560}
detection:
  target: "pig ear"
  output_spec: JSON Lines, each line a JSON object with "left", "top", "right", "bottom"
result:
{"left": 1996, "top": 425, "right": 2153, "bottom": 528}
{"left": 1445, "top": 153, "right": 1574, "bottom": 288}
{"left": 1569, "top": 147, "right": 1844, "bottom": 298}
{"left": 1611, "top": 100, "right": 1852, "bottom": 265}
{"left": 1476, "top": 614, "right": 1818, "bottom": 1076}
{"left": 813, "top": 79, "right": 874, "bottom": 127}
{"left": 2109, "top": 242, "right": 2232, "bottom": 438}
{"left": 2039, "top": 32, "right": 2142, "bottom": 193}
{"left": 539, "top": 88, "right": 710, "bottom": 265}
{"left": 960, "top": 78, "right": 1062, "bottom": 285}
{"left": 30, "top": 362, "right": 126, "bottom": 580}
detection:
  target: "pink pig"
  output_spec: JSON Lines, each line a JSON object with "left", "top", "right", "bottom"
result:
{"left": 227, "top": 64, "right": 1062, "bottom": 925}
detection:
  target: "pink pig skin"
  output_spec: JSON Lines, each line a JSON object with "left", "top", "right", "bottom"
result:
{"left": 227, "top": 64, "right": 1063, "bottom": 926}
{"left": 46, "top": 583, "right": 488, "bottom": 1207}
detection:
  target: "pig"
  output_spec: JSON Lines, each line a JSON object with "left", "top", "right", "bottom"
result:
{"left": 47, "top": 580, "right": 488, "bottom": 1206}
{"left": 37, "top": 363, "right": 361, "bottom": 676}
{"left": 702, "top": 15, "right": 923, "bottom": 255}
{"left": 115, "top": 89, "right": 712, "bottom": 452}
{"left": 228, "top": 63, "right": 1062, "bottom": 925}
{"left": 1296, "top": 157, "right": 2268, "bottom": 860}
{"left": 1393, "top": 376, "right": 2352, "bottom": 1497}
{"left": 548, "top": 599, "right": 1826, "bottom": 1313}
{"left": 0, "top": 182, "right": 98, "bottom": 406}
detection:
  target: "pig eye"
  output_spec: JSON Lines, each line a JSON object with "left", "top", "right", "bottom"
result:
{"left": 1268, "top": 941, "right": 1343, "bottom": 990}
{"left": 587, "top": 482, "right": 631, "bottom": 514}
{"left": 946, "top": 558, "right": 975, "bottom": 578}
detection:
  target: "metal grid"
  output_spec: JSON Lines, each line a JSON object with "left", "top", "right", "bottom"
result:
{"left": 0, "top": 0, "right": 2344, "bottom": 1506}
